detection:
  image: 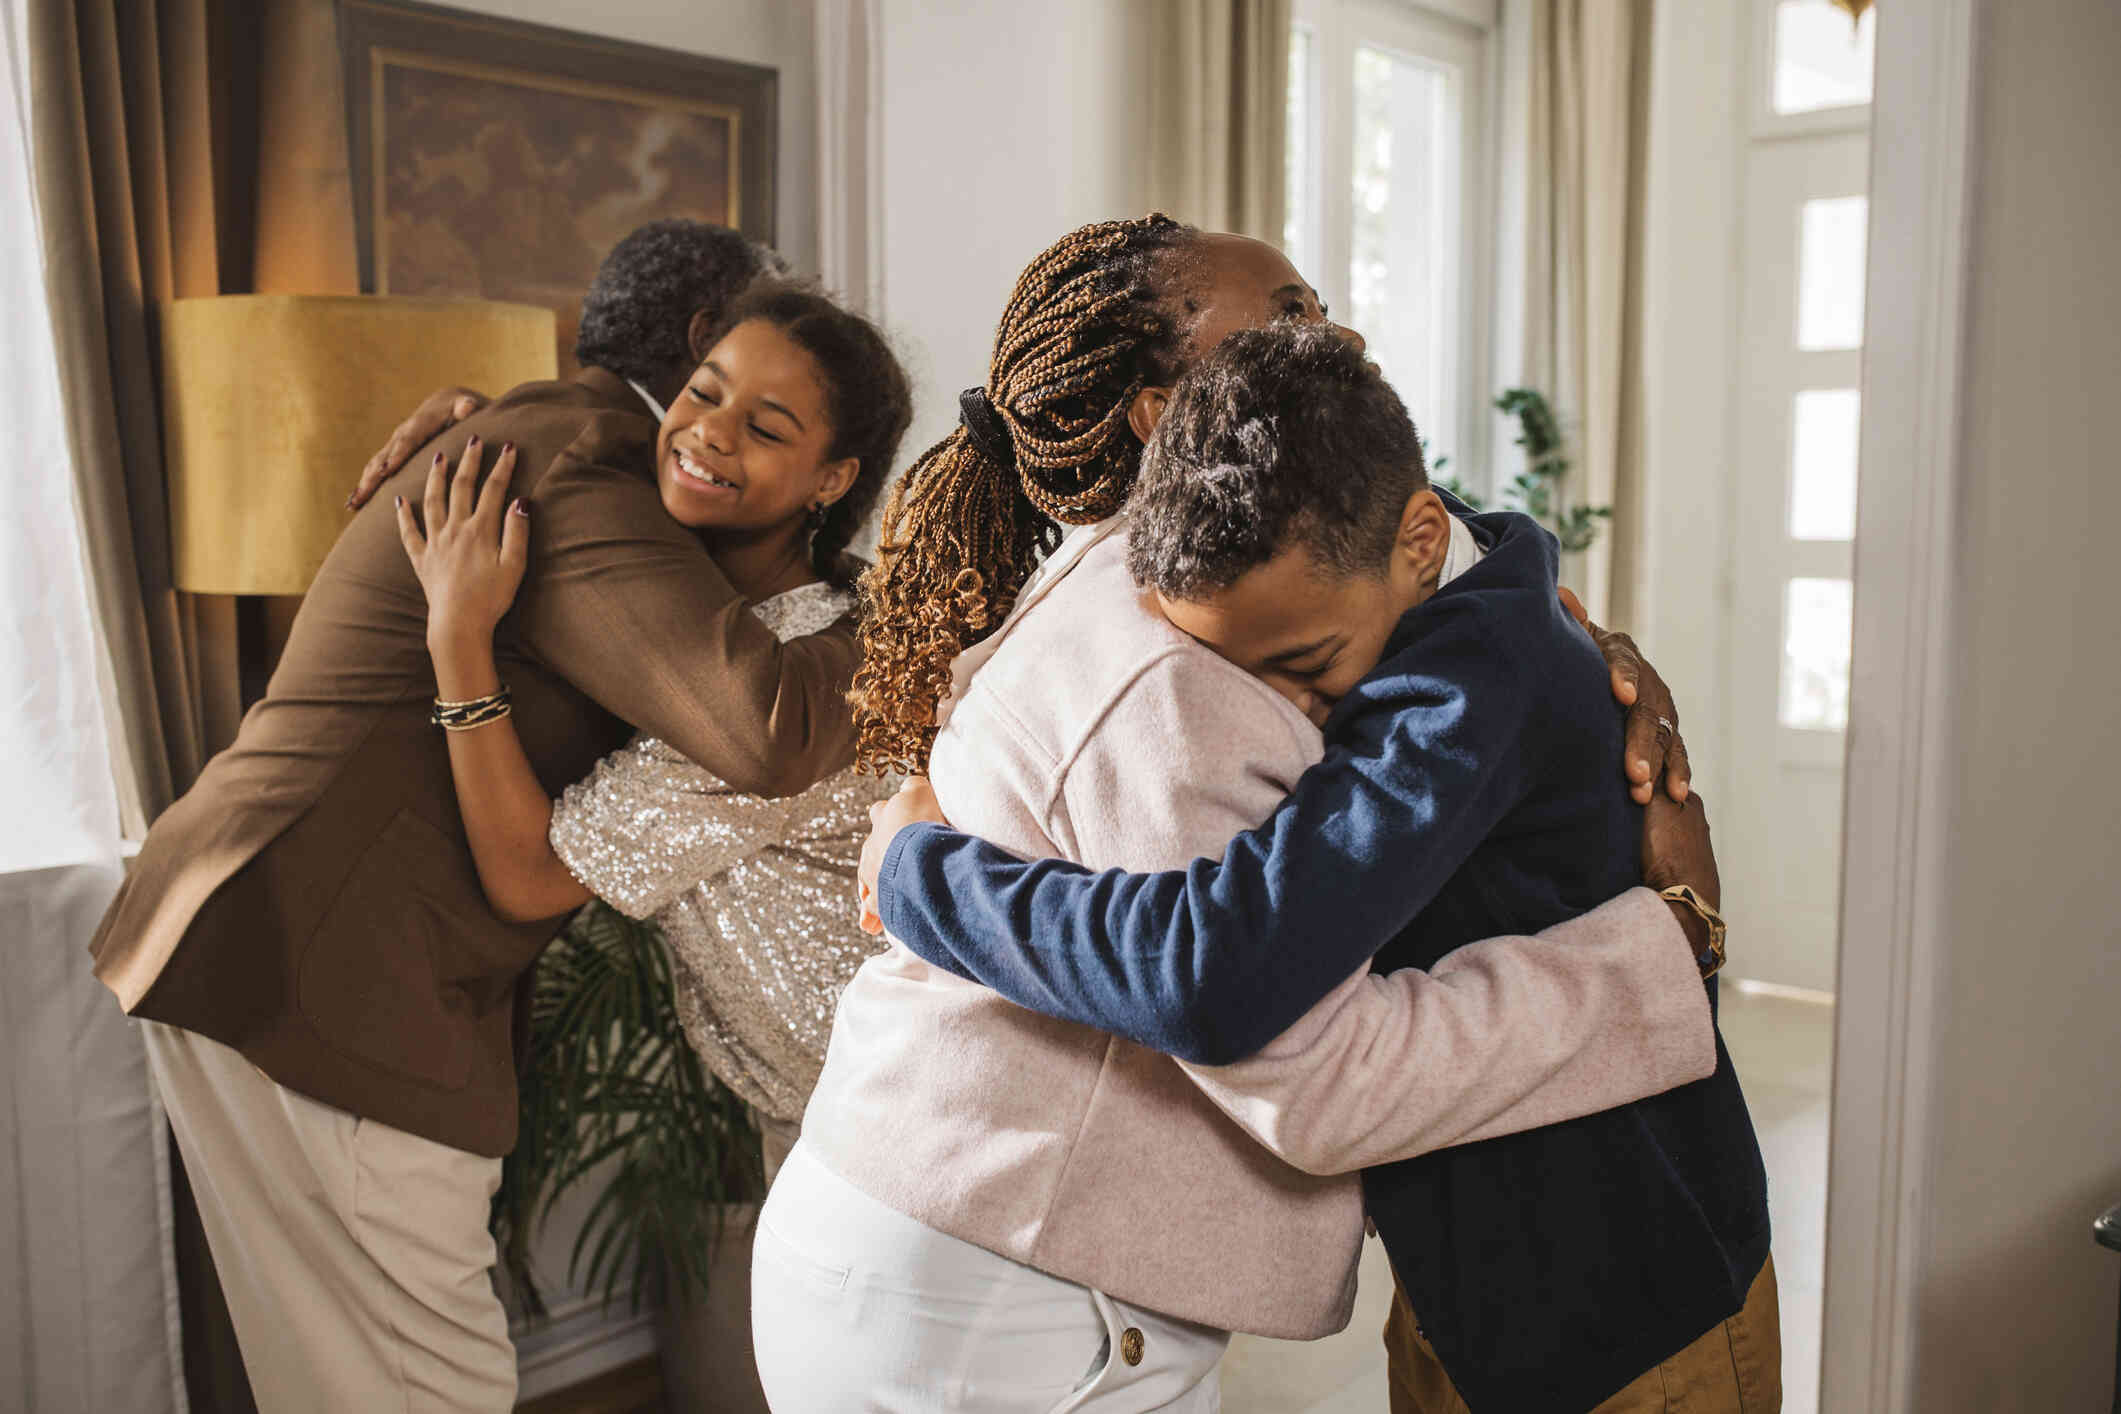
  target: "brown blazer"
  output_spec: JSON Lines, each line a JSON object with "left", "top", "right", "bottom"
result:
{"left": 91, "top": 368, "right": 859, "bottom": 1156}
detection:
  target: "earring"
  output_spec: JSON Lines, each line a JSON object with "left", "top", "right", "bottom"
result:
{"left": 805, "top": 503, "right": 828, "bottom": 532}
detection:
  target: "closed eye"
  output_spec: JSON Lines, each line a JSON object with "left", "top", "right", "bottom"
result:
{"left": 687, "top": 384, "right": 720, "bottom": 406}
{"left": 749, "top": 423, "right": 785, "bottom": 444}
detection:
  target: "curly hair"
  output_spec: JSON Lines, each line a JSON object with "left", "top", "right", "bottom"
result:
{"left": 1126, "top": 323, "right": 1427, "bottom": 600}
{"left": 707, "top": 280, "right": 913, "bottom": 590}
{"left": 850, "top": 215, "right": 1202, "bottom": 775}
{"left": 574, "top": 221, "right": 786, "bottom": 387}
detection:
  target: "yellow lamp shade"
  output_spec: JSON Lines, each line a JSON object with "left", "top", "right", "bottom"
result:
{"left": 160, "top": 294, "right": 558, "bottom": 595}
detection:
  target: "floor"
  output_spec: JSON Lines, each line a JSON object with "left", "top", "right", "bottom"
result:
{"left": 1218, "top": 982, "right": 1835, "bottom": 1414}
{"left": 515, "top": 1354, "right": 661, "bottom": 1414}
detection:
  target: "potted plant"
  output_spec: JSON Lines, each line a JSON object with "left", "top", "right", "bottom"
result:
{"left": 1436, "top": 387, "right": 1612, "bottom": 553}
{"left": 494, "top": 900, "right": 769, "bottom": 1411}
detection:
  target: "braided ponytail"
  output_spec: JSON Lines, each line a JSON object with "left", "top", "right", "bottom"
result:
{"left": 852, "top": 215, "right": 1198, "bottom": 775}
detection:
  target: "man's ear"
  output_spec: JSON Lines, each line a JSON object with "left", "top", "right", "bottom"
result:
{"left": 1127, "top": 385, "right": 1173, "bottom": 445}
{"left": 687, "top": 307, "right": 720, "bottom": 362}
{"left": 1399, "top": 489, "right": 1453, "bottom": 587}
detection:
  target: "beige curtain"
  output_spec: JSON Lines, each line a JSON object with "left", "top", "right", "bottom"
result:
{"left": 1520, "top": 0, "right": 1653, "bottom": 624}
{"left": 1147, "top": 0, "right": 1290, "bottom": 241}
{"left": 24, "top": 0, "right": 358, "bottom": 827}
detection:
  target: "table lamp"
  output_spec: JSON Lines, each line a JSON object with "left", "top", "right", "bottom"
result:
{"left": 159, "top": 294, "right": 558, "bottom": 595}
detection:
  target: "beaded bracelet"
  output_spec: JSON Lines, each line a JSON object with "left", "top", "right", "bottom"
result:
{"left": 431, "top": 686, "right": 512, "bottom": 732}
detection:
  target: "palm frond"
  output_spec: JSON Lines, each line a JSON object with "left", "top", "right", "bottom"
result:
{"left": 492, "top": 900, "right": 765, "bottom": 1314}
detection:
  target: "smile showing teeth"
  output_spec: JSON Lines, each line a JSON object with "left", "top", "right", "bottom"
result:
{"left": 675, "top": 449, "right": 738, "bottom": 491}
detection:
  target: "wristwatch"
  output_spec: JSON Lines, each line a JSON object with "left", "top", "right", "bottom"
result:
{"left": 1659, "top": 884, "right": 1727, "bottom": 979}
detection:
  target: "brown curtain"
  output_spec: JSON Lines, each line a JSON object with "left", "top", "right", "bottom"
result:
{"left": 23, "top": 0, "right": 358, "bottom": 830}
{"left": 1146, "top": 0, "right": 1290, "bottom": 242}
{"left": 22, "top": 4, "right": 358, "bottom": 1409}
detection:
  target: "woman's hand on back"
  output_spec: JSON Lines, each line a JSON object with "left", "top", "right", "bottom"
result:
{"left": 1642, "top": 790, "right": 1722, "bottom": 967}
{"left": 857, "top": 777, "right": 950, "bottom": 934}
{"left": 348, "top": 386, "right": 490, "bottom": 510}
{"left": 1558, "top": 588, "right": 1693, "bottom": 806}
{"left": 395, "top": 438, "right": 528, "bottom": 655}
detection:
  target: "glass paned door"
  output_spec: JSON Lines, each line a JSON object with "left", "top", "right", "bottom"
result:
{"left": 1725, "top": 129, "right": 1870, "bottom": 994}
{"left": 1772, "top": 0, "right": 1876, "bottom": 114}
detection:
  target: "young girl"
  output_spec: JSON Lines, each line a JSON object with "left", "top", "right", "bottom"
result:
{"left": 395, "top": 281, "right": 910, "bottom": 1175}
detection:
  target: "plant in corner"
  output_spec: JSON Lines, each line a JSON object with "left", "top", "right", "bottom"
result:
{"left": 492, "top": 899, "right": 764, "bottom": 1318}
{"left": 1434, "top": 387, "right": 1613, "bottom": 553}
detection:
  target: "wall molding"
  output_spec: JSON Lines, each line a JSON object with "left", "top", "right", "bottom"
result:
{"left": 511, "top": 1300, "right": 658, "bottom": 1404}
{"left": 1820, "top": 1, "right": 1981, "bottom": 1409}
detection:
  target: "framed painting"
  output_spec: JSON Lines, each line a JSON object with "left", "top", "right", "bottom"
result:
{"left": 338, "top": 0, "right": 775, "bottom": 374}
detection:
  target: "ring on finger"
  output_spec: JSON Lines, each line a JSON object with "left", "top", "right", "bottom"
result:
{"left": 1655, "top": 715, "right": 1676, "bottom": 738}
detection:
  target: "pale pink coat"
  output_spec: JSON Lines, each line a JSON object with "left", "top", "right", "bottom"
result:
{"left": 800, "top": 517, "right": 1715, "bottom": 1340}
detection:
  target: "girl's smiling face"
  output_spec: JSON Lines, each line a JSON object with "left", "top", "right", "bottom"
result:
{"left": 656, "top": 318, "right": 857, "bottom": 532}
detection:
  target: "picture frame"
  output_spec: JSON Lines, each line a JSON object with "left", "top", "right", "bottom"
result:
{"left": 337, "top": 0, "right": 776, "bottom": 373}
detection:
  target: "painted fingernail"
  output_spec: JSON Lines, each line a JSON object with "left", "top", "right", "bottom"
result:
{"left": 468, "top": 435, "right": 480, "bottom": 447}
{"left": 394, "top": 495, "right": 403, "bottom": 507}
{"left": 433, "top": 450, "right": 445, "bottom": 465}
{"left": 502, "top": 441, "right": 515, "bottom": 455}
{"left": 511, "top": 499, "right": 528, "bottom": 517}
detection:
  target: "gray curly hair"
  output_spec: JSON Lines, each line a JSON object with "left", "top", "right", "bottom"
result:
{"left": 573, "top": 220, "right": 787, "bottom": 387}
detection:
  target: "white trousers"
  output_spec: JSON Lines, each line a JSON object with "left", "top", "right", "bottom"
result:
{"left": 144, "top": 1023, "right": 515, "bottom": 1414}
{"left": 752, "top": 1140, "right": 1226, "bottom": 1412}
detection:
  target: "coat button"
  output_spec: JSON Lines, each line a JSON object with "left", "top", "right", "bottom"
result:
{"left": 1120, "top": 1327, "right": 1145, "bottom": 1366}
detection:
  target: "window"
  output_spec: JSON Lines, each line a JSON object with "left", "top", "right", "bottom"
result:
{"left": 1286, "top": 0, "right": 1494, "bottom": 480}
{"left": 1797, "top": 195, "right": 1868, "bottom": 350}
{"left": 0, "top": 28, "right": 122, "bottom": 872}
{"left": 1771, "top": 0, "right": 1876, "bottom": 115}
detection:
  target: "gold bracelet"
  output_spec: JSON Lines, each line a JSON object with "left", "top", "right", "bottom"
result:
{"left": 1659, "top": 884, "right": 1727, "bottom": 979}
{"left": 439, "top": 701, "right": 512, "bottom": 732}
{"left": 431, "top": 686, "right": 511, "bottom": 730}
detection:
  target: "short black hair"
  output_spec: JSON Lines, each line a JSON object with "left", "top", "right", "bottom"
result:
{"left": 574, "top": 220, "right": 786, "bottom": 387}
{"left": 1125, "top": 323, "right": 1427, "bottom": 600}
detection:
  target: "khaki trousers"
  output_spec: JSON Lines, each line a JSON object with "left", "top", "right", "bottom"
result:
{"left": 1385, "top": 1255, "right": 1782, "bottom": 1413}
{"left": 145, "top": 1023, "right": 515, "bottom": 1413}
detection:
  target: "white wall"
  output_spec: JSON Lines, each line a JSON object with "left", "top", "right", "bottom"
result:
{"left": 1897, "top": 2, "right": 2121, "bottom": 1406}
{"left": 873, "top": 0, "right": 1153, "bottom": 460}
{"left": 446, "top": 0, "right": 820, "bottom": 274}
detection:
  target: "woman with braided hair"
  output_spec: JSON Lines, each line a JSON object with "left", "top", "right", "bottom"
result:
{"left": 754, "top": 215, "right": 1718, "bottom": 1411}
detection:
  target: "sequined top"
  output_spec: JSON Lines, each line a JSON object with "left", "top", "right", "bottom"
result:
{"left": 548, "top": 581, "right": 891, "bottom": 1126}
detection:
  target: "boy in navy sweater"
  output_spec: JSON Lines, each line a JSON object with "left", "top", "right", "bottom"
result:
{"left": 862, "top": 326, "right": 1776, "bottom": 1411}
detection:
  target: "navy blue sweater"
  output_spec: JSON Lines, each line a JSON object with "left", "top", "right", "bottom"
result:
{"left": 876, "top": 509, "right": 1770, "bottom": 1410}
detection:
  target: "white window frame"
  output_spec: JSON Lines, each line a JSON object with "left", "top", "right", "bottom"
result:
{"left": 1751, "top": 0, "right": 1877, "bottom": 140}
{"left": 1289, "top": 0, "right": 1499, "bottom": 491}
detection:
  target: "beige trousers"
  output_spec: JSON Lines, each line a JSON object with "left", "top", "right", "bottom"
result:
{"left": 145, "top": 1023, "right": 515, "bottom": 1413}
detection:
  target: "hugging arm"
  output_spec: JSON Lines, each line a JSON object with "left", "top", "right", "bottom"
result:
{"left": 1012, "top": 644, "right": 1715, "bottom": 1165}
{"left": 400, "top": 441, "right": 591, "bottom": 923}
{"left": 549, "top": 739, "right": 830, "bottom": 920}
{"left": 882, "top": 597, "right": 1570, "bottom": 1065}
{"left": 1176, "top": 859, "right": 1713, "bottom": 1174}
{"left": 515, "top": 433, "right": 860, "bottom": 798}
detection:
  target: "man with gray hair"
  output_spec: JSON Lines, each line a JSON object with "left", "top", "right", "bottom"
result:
{"left": 92, "top": 221, "right": 842, "bottom": 1412}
